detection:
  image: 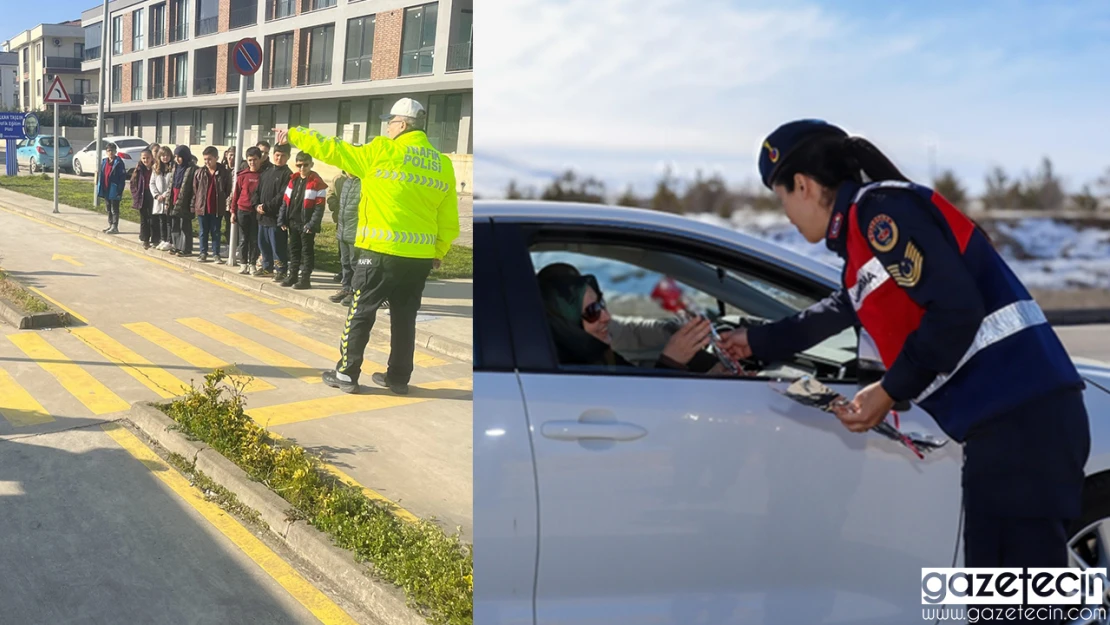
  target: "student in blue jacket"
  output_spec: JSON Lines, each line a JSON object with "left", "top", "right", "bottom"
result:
{"left": 96, "top": 142, "right": 126, "bottom": 234}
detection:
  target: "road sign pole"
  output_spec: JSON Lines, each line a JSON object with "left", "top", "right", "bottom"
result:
{"left": 228, "top": 79, "right": 247, "bottom": 266}
{"left": 53, "top": 102, "right": 59, "bottom": 213}
{"left": 94, "top": 0, "right": 109, "bottom": 209}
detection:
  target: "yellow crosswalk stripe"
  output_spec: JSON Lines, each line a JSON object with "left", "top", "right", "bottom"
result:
{"left": 0, "top": 369, "right": 54, "bottom": 426}
{"left": 177, "top": 318, "right": 321, "bottom": 384}
{"left": 7, "top": 333, "right": 130, "bottom": 415}
{"left": 193, "top": 275, "right": 279, "bottom": 305}
{"left": 225, "top": 312, "right": 385, "bottom": 374}
{"left": 272, "top": 307, "right": 314, "bottom": 323}
{"left": 247, "top": 377, "right": 471, "bottom": 427}
{"left": 122, "top": 322, "right": 275, "bottom": 393}
{"left": 69, "top": 327, "right": 190, "bottom": 399}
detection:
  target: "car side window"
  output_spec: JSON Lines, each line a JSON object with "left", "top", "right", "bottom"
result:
{"left": 527, "top": 237, "right": 859, "bottom": 382}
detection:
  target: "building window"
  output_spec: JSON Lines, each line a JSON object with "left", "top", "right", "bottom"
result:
{"left": 425, "top": 93, "right": 462, "bottom": 153}
{"left": 223, "top": 107, "right": 237, "bottom": 146}
{"left": 156, "top": 111, "right": 166, "bottom": 143}
{"left": 131, "top": 8, "right": 145, "bottom": 51}
{"left": 129, "top": 112, "right": 141, "bottom": 137}
{"left": 264, "top": 32, "right": 293, "bottom": 89}
{"left": 149, "top": 57, "right": 165, "bottom": 99}
{"left": 367, "top": 98, "right": 383, "bottom": 138}
{"left": 268, "top": 0, "right": 295, "bottom": 21}
{"left": 337, "top": 100, "right": 352, "bottom": 142}
{"left": 151, "top": 4, "right": 167, "bottom": 47}
{"left": 305, "top": 0, "right": 336, "bottom": 10}
{"left": 74, "top": 79, "right": 91, "bottom": 94}
{"left": 36, "top": 43, "right": 42, "bottom": 60}
{"left": 448, "top": 9, "right": 472, "bottom": 71}
{"left": 193, "top": 109, "right": 206, "bottom": 144}
{"left": 230, "top": 0, "right": 258, "bottom": 29}
{"left": 36, "top": 79, "right": 42, "bottom": 97}
{"left": 303, "top": 24, "right": 334, "bottom": 86}
{"left": 226, "top": 43, "right": 256, "bottom": 92}
{"left": 343, "top": 15, "right": 374, "bottom": 82}
{"left": 132, "top": 60, "right": 144, "bottom": 100}
{"left": 196, "top": 0, "right": 219, "bottom": 37}
{"left": 110, "top": 66, "right": 122, "bottom": 102}
{"left": 258, "top": 105, "right": 275, "bottom": 144}
{"left": 112, "top": 16, "right": 124, "bottom": 55}
{"left": 170, "top": 0, "right": 189, "bottom": 43}
{"left": 288, "top": 102, "right": 306, "bottom": 127}
{"left": 194, "top": 47, "right": 217, "bottom": 95}
{"left": 171, "top": 53, "right": 188, "bottom": 97}
{"left": 400, "top": 3, "right": 438, "bottom": 76}
{"left": 169, "top": 111, "right": 178, "bottom": 144}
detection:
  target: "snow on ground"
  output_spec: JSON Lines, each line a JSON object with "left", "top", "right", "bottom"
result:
{"left": 686, "top": 211, "right": 1110, "bottom": 291}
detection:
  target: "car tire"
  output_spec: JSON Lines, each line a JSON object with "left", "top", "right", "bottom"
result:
{"left": 1066, "top": 474, "right": 1110, "bottom": 623}
{"left": 29, "top": 157, "right": 38, "bottom": 173}
{"left": 73, "top": 158, "right": 83, "bottom": 176}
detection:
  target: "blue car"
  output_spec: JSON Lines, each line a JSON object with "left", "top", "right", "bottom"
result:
{"left": 15, "top": 135, "right": 74, "bottom": 173}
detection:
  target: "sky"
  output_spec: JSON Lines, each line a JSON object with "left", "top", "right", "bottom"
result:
{"left": 1, "top": 0, "right": 95, "bottom": 39}
{"left": 476, "top": 0, "right": 1110, "bottom": 200}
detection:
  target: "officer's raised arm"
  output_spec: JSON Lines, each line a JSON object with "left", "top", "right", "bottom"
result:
{"left": 854, "top": 191, "right": 986, "bottom": 403}
{"left": 282, "top": 127, "right": 375, "bottom": 179}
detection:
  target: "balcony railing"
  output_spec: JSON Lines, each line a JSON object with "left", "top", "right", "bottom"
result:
{"left": 46, "top": 57, "right": 83, "bottom": 70}
{"left": 399, "top": 50, "right": 434, "bottom": 76}
{"left": 84, "top": 46, "right": 101, "bottom": 61}
{"left": 171, "top": 81, "right": 188, "bottom": 98}
{"left": 193, "top": 76, "right": 216, "bottom": 95}
{"left": 132, "top": 87, "right": 144, "bottom": 101}
{"left": 446, "top": 42, "right": 472, "bottom": 71}
{"left": 303, "top": 62, "right": 331, "bottom": 85}
{"left": 307, "top": 0, "right": 336, "bottom": 10}
{"left": 77, "top": 92, "right": 98, "bottom": 105}
{"left": 170, "top": 22, "right": 188, "bottom": 43}
{"left": 111, "top": 89, "right": 122, "bottom": 103}
{"left": 196, "top": 16, "right": 219, "bottom": 37}
{"left": 151, "top": 28, "right": 165, "bottom": 47}
{"left": 150, "top": 82, "right": 165, "bottom": 99}
{"left": 229, "top": 2, "right": 258, "bottom": 29}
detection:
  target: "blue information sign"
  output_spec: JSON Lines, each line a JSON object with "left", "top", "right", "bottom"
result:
{"left": 233, "top": 38, "right": 263, "bottom": 76}
{"left": 0, "top": 112, "right": 38, "bottom": 140}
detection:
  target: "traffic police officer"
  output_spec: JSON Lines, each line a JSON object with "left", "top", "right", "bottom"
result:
{"left": 723, "top": 120, "right": 1090, "bottom": 575}
{"left": 278, "top": 97, "right": 460, "bottom": 395}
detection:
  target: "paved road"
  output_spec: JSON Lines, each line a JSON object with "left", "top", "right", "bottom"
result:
{"left": 1058, "top": 324, "right": 1110, "bottom": 363}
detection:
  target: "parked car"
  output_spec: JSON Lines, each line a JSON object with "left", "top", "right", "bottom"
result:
{"left": 474, "top": 200, "right": 1110, "bottom": 625}
{"left": 15, "top": 135, "right": 73, "bottom": 173}
{"left": 70, "top": 136, "right": 149, "bottom": 177}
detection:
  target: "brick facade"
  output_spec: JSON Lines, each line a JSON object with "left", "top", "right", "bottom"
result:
{"left": 372, "top": 9, "right": 402, "bottom": 81}
{"left": 216, "top": 45, "right": 228, "bottom": 94}
{"left": 218, "top": 0, "right": 231, "bottom": 32}
{"left": 122, "top": 62, "right": 132, "bottom": 102}
{"left": 123, "top": 11, "right": 133, "bottom": 55}
{"left": 290, "top": 29, "right": 302, "bottom": 87}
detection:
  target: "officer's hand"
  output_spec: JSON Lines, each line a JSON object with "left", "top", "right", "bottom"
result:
{"left": 280, "top": 225, "right": 288, "bottom": 231}
{"left": 720, "top": 328, "right": 752, "bottom": 360}
{"left": 432, "top": 259, "right": 442, "bottom": 270}
{"left": 661, "top": 317, "right": 712, "bottom": 365}
{"left": 274, "top": 128, "right": 289, "bottom": 146}
{"left": 834, "top": 381, "right": 895, "bottom": 433}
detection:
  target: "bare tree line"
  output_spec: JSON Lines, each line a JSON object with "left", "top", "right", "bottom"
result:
{"left": 494, "top": 158, "right": 1110, "bottom": 215}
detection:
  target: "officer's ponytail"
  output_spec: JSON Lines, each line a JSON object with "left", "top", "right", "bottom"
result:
{"left": 772, "top": 134, "right": 908, "bottom": 192}
{"left": 843, "top": 137, "right": 908, "bottom": 184}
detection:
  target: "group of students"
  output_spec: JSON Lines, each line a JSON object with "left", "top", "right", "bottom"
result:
{"left": 107, "top": 139, "right": 333, "bottom": 291}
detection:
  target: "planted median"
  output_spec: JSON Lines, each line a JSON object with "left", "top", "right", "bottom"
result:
{"left": 159, "top": 370, "right": 472, "bottom": 625}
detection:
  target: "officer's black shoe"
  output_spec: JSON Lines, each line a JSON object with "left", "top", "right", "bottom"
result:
{"left": 280, "top": 272, "right": 298, "bottom": 287}
{"left": 329, "top": 289, "right": 350, "bottom": 303}
{"left": 341, "top": 294, "right": 353, "bottom": 307}
{"left": 322, "top": 370, "right": 359, "bottom": 394}
{"left": 293, "top": 277, "right": 311, "bottom": 290}
{"left": 372, "top": 372, "right": 408, "bottom": 395}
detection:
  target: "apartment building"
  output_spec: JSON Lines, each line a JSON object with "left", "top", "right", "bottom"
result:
{"left": 3, "top": 22, "right": 97, "bottom": 111}
{"left": 79, "top": 0, "right": 473, "bottom": 168}
{"left": 0, "top": 52, "right": 16, "bottom": 109}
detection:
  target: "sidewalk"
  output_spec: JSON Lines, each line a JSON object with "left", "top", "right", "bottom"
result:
{"left": 0, "top": 186, "right": 472, "bottom": 361}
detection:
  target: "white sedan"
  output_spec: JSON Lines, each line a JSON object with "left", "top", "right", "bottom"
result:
{"left": 71, "top": 136, "right": 149, "bottom": 177}
{"left": 474, "top": 200, "right": 1110, "bottom": 625}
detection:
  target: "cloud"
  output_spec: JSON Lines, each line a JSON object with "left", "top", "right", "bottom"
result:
{"left": 477, "top": 0, "right": 1110, "bottom": 197}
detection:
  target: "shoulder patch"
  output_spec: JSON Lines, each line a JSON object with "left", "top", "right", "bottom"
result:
{"left": 885, "top": 240, "right": 923, "bottom": 288}
{"left": 828, "top": 212, "right": 843, "bottom": 239}
{"left": 867, "top": 213, "right": 898, "bottom": 252}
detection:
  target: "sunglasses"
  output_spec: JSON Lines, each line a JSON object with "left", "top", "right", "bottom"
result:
{"left": 582, "top": 298, "right": 607, "bottom": 323}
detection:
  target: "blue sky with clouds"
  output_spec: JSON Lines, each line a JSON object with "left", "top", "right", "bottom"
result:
{"left": 477, "top": 0, "right": 1110, "bottom": 199}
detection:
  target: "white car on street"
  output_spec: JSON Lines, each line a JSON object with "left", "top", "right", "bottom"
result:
{"left": 71, "top": 136, "right": 149, "bottom": 177}
{"left": 474, "top": 201, "right": 1110, "bottom": 625}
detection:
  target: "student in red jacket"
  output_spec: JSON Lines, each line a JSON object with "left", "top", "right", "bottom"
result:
{"left": 231, "top": 147, "right": 264, "bottom": 274}
{"left": 277, "top": 151, "right": 327, "bottom": 290}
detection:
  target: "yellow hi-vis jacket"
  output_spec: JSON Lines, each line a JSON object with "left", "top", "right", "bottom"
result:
{"left": 287, "top": 127, "right": 459, "bottom": 260}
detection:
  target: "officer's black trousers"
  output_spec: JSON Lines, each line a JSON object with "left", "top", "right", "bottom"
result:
{"left": 335, "top": 251, "right": 433, "bottom": 385}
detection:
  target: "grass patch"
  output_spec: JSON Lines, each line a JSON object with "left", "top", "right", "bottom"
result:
{"left": 165, "top": 452, "right": 268, "bottom": 530}
{"left": 0, "top": 268, "right": 50, "bottom": 314}
{"left": 0, "top": 176, "right": 473, "bottom": 278}
{"left": 160, "top": 371, "right": 472, "bottom": 625}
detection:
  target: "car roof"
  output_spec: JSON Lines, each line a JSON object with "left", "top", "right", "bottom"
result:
{"left": 475, "top": 199, "right": 841, "bottom": 286}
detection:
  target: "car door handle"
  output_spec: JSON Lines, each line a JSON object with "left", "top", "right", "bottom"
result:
{"left": 541, "top": 421, "right": 648, "bottom": 442}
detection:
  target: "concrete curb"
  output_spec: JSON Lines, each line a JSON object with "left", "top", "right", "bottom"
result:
{"left": 0, "top": 293, "right": 68, "bottom": 329}
{"left": 127, "top": 402, "right": 427, "bottom": 625}
{"left": 0, "top": 198, "right": 470, "bottom": 362}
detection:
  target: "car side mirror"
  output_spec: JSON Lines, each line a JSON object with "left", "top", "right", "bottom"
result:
{"left": 857, "top": 330, "right": 912, "bottom": 412}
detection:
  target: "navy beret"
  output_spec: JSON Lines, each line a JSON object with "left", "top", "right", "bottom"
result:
{"left": 758, "top": 119, "right": 848, "bottom": 189}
